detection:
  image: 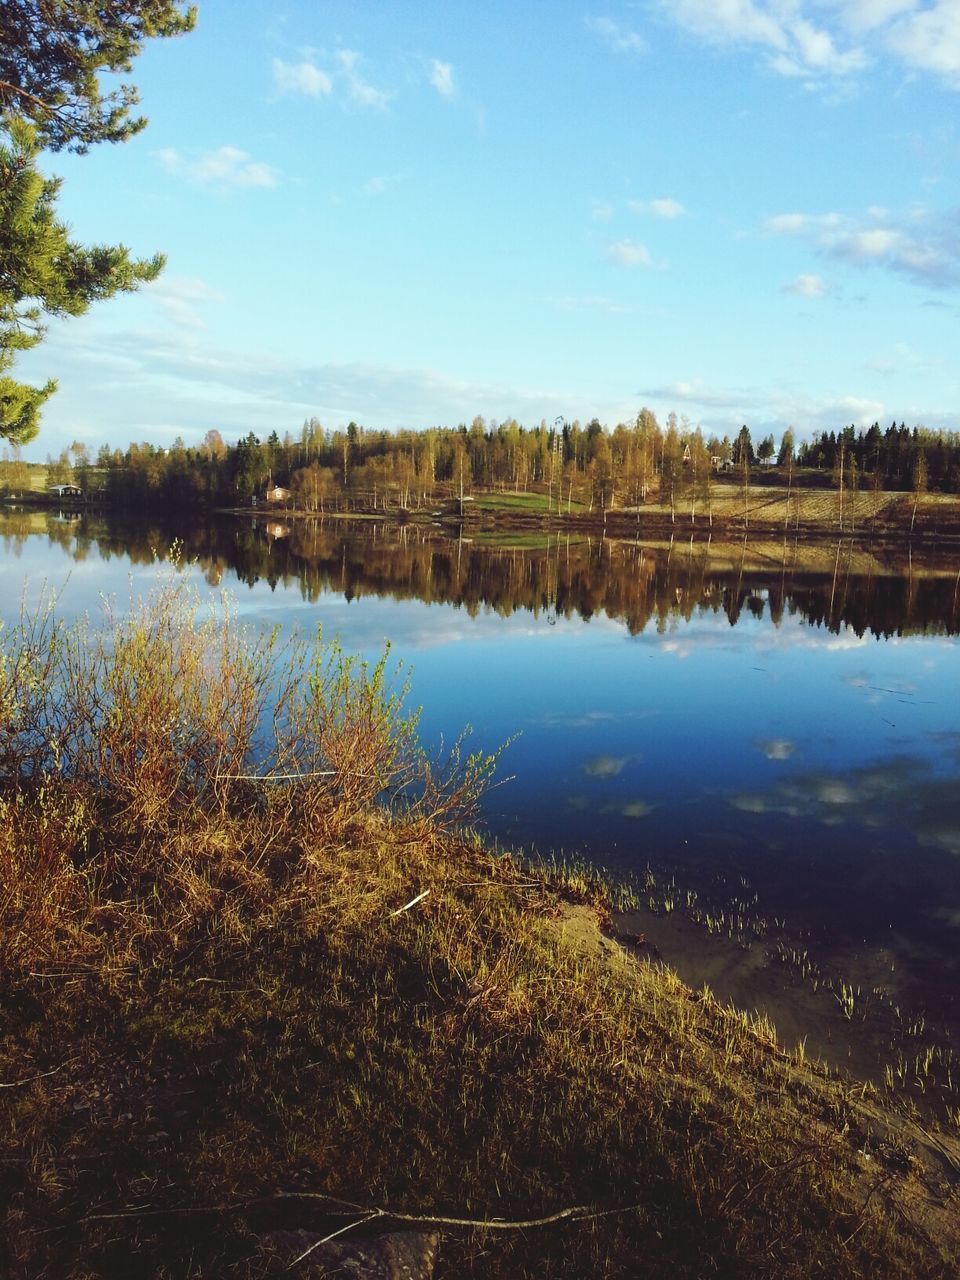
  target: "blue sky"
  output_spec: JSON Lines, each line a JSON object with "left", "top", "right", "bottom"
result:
{"left": 15, "top": 0, "right": 960, "bottom": 461}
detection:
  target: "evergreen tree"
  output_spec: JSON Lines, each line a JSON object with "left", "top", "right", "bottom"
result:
{"left": 0, "top": 120, "right": 164, "bottom": 443}
{"left": 0, "top": 1, "right": 196, "bottom": 152}
{"left": 0, "top": 3, "right": 195, "bottom": 443}
{"left": 733, "top": 424, "right": 754, "bottom": 467}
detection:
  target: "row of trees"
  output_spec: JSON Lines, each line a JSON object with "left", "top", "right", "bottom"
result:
{"left": 9, "top": 413, "right": 960, "bottom": 513}
{"left": 798, "top": 422, "right": 960, "bottom": 494}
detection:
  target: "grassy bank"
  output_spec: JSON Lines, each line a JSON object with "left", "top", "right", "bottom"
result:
{"left": 456, "top": 482, "right": 960, "bottom": 542}
{"left": 8, "top": 469, "right": 960, "bottom": 543}
{"left": 1, "top": 580, "right": 958, "bottom": 1277}
{"left": 201, "top": 480, "right": 960, "bottom": 545}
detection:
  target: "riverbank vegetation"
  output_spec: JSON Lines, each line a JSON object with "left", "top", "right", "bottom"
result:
{"left": 2, "top": 577, "right": 959, "bottom": 1277}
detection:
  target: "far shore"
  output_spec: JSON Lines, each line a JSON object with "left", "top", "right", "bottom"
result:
{"left": 205, "top": 480, "right": 960, "bottom": 545}
{"left": 7, "top": 475, "right": 960, "bottom": 545}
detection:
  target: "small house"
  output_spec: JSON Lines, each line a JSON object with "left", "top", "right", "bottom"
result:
{"left": 48, "top": 483, "right": 82, "bottom": 498}
{"left": 264, "top": 485, "right": 291, "bottom": 505}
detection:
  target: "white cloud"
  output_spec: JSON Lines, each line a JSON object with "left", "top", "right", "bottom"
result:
{"left": 767, "top": 212, "right": 810, "bottom": 234}
{"left": 663, "top": 0, "right": 960, "bottom": 88}
{"left": 587, "top": 15, "right": 647, "bottom": 54}
{"left": 272, "top": 57, "right": 332, "bottom": 97}
{"left": 20, "top": 311, "right": 960, "bottom": 466}
{"left": 630, "top": 196, "right": 688, "bottom": 219}
{"left": 429, "top": 58, "right": 455, "bottom": 97}
{"left": 337, "top": 48, "right": 391, "bottom": 109}
{"left": 651, "top": 196, "right": 688, "bottom": 219}
{"left": 640, "top": 377, "right": 759, "bottom": 411}
{"left": 867, "top": 341, "right": 942, "bottom": 375}
{"left": 885, "top": 2, "right": 960, "bottom": 83}
{"left": 145, "top": 276, "right": 225, "bottom": 329}
{"left": 838, "top": 2, "right": 918, "bottom": 37}
{"left": 607, "top": 238, "right": 653, "bottom": 267}
{"left": 766, "top": 206, "right": 960, "bottom": 288}
{"left": 789, "top": 17, "right": 867, "bottom": 74}
{"left": 768, "top": 52, "right": 807, "bottom": 76}
{"left": 24, "top": 321, "right": 662, "bottom": 453}
{"left": 156, "top": 145, "right": 278, "bottom": 189}
{"left": 848, "top": 227, "right": 903, "bottom": 257}
{"left": 636, "top": 376, "right": 896, "bottom": 438}
{"left": 784, "top": 272, "right": 828, "bottom": 297}
{"left": 765, "top": 211, "right": 843, "bottom": 234}
{"left": 667, "top": 0, "right": 787, "bottom": 51}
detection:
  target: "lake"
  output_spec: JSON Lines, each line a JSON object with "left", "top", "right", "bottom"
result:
{"left": 3, "top": 507, "right": 960, "bottom": 1064}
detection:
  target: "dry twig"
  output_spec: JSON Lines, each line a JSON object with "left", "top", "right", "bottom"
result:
{"left": 0, "top": 1064, "right": 65, "bottom": 1089}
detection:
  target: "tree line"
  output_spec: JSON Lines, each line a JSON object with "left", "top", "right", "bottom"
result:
{"left": 796, "top": 422, "right": 960, "bottom": 496}
{"left": 8, "top": 412, "right": 960, "bottom": 512}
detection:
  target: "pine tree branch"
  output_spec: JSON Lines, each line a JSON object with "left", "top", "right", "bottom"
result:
{"left": 0, "top": 80, "right": 70, "bottom": 120}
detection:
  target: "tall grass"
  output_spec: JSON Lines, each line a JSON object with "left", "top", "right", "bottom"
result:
{"left": 0, "top": 570, "right": 495, "bottom": 977}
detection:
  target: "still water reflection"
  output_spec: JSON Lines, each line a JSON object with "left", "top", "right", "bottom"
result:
{"left": 3, "top": 509, "right": 960, "bottom": 1027}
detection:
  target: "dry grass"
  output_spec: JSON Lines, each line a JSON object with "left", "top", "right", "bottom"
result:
{"left": 647, "top": 482, "right": 948, "bottom": 533}
{"left": 1, "top": 573, "right": 958, "bottom": 1278}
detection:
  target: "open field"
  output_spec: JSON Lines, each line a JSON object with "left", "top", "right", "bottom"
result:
{"left": 472, "top": 491, "right": 589, "bottom": 515}
{"left": 470, "top": 483, "right": 960, "bottom": 540}
{"left": 0, "top": 462, "right": 48, "bottom": 493}
{"left": 1, "top": 577, "right": 958, "bottom": 1278}
{"left": 659, "top": 482, "right": 956, "bottom": 534}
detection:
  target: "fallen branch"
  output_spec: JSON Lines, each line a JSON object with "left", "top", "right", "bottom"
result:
{"left": 80, "top": 1192, "right": 641, "bottom": 1237}
{"left": 288, "top": 1212, "right": 380, "bottom": 1270}
{"left": 284, "top": 1201, "right": 644, "bottom": 1269}
{"left": 0, "top": 1064, "right": 65, "bottom": 1089}
{"left": 277, "top": 1192, "right": 642, "bottom": 1233}
{"left": 359, "top": 1202, "right": 594, "bottom": 1229}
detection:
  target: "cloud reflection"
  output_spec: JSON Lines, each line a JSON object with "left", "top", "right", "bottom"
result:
{"left": 729, "top": 755, "right": 960, "bottom": 857}
{"left": 619, "top": 799, "right": 654, "bottom": 819}
{"left": 538, "top": 710, "right": 615, "bottom": 729}
{"left": 583, "top": 753, "right": 631, "bottom": 778}
{"left": 756, "top": 737, "right": 795, "bottom": 761}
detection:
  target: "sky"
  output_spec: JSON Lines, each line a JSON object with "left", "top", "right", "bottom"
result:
{"left": 14, "top": 0, "right": 960, "bottom": 461}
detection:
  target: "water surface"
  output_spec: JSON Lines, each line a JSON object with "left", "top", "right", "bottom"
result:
{"left": 3, "top": 509, "right": 959, "bottom": 1036}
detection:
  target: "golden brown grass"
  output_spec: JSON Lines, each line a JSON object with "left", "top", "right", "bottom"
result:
{"left": 1, "top": 575, "right": 957, "bottom": 1277}
{"left": 645, "top": 480, "right": 960, "bottom": 535}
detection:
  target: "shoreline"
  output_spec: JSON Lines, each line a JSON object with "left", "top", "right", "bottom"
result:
{"left": 6, "top": 479, "right": 960, "bottom": 546}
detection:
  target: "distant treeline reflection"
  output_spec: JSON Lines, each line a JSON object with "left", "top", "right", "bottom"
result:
{"left": 5, "top": 511, "right": 960, "bottom": 639}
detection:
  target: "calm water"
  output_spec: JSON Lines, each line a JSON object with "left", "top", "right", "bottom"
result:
{"left": 3, "top": 508, "right": 960, "bottom": 1027}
